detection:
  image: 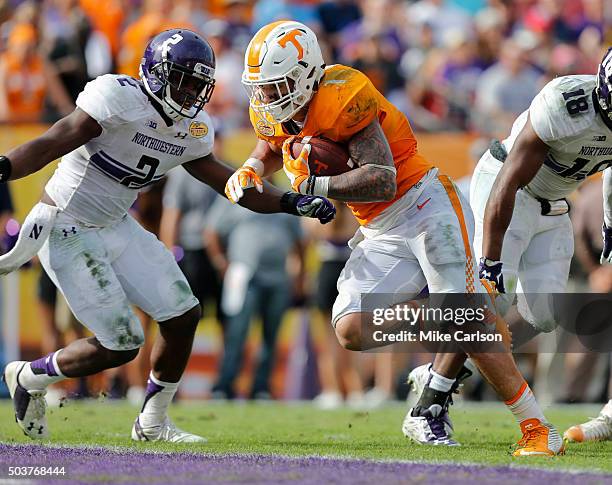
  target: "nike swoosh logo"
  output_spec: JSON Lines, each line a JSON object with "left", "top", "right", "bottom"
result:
{"left": 417, "top": 198, "right": 431, "bottom": 210}
{"left": 273, "top": 59, "right": 286, "bottom": 65}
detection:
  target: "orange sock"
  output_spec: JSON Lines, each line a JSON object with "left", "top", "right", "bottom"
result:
{"left": 505, "top": 382, "right": 546, "bottom": 424}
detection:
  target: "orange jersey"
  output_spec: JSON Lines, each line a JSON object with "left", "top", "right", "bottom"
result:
{"left": 80, "top": 0, "right": 125, "bottom": 56}
{"left": 249, "top": 64, "right": 434, "bottom": 225}
{"left": 1, "top": 51, "right": 46, "bottom": 121}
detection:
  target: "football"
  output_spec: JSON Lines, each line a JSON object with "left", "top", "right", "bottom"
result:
{"left": 290, "top": 136, "right": 354, "bottom": 176}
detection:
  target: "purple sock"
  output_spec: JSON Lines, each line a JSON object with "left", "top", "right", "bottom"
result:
{"left": 30, "top": 352, "right": 59, "bottom": 376}
{"left": 139, "top": 373, "right": 179, "bottom": 427}
{"left": 17, "top": 351, "right": 65, "bottom": 390}
{"left": 140, "top": 377, "right": 165, "bottom": 412}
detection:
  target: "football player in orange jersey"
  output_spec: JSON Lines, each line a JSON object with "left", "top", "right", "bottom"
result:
{"left": 225, "top": 20, "right": 564, "bottom": 455}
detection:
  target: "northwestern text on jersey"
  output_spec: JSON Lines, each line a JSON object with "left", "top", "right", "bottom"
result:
{"left": 131, "top": 132, "right": 187, "bottom": 156}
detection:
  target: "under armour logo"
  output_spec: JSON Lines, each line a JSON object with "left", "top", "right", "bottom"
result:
{"left": 147, "top": 120, "right": 158, "bottom": 129}
{"left": 62, "top": 227, "right": 77, "bottom": 238}
{"left": 174, "top": 132, "right": 188, "bottom": 139}
{"left": 27, "top": 422, "right": 44, "bottom": 434}
{"left": 29, "top": 224, "right": 43, "bottom": 240}
{"left": 593, "top": 135, "right": 607, "bottom": 141}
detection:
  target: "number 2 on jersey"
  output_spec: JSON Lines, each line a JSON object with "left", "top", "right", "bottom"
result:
{"left": 123, "top": 155, "right": 160, "bottom": 188}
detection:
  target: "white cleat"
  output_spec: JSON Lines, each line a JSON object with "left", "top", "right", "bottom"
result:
{"left": 2, "top": 361, "right": 49, "bottom": 440}
{"left": 403, "top": 363, "right": 458, "bottom": 443}
{"left": 402, "top": 404, "right": 459, "bottom": 446}
{"left": 402, "top": 363, "right": 472, "bottom": 441}
{"left": 345, "top": 391, "right": 366, "bottom": 410}
{"left": 45, "top": 387, "right": 67, "bottom": 408}
{"left": 313, "top": 391, "right": 343, "bottom": 410}
{"left": 131, "top": 416, "right": 207, "bottom": 443}
{"left": 564, "top": 400, "right": 612, "bottom": 443}
{"left": 363, "top": 387, "right": 392, "bottom": 410}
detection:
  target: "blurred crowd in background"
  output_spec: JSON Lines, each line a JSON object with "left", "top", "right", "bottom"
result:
{"left": 0, "top": 0, "right": 606, "bottom": 133}
{"left": 0, "top": 0, "right": 610, "bottom": 408}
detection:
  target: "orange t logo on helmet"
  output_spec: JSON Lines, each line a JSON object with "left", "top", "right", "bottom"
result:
{"left": 277, "top": 29, "right": 304, "bottom": 60}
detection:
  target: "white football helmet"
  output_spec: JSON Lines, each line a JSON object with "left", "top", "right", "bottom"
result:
{"left": 242, "top": 20, "right": 325, "bottom": 123}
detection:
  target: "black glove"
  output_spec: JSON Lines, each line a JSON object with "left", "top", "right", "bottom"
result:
{"left": 281, "top": 192, "right": 336, "bottom": 224}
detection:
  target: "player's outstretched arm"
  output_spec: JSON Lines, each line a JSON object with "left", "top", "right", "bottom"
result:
{"left": 184, "top": 154, "right": 335, "bottom": 223}
{"left": 224, "top": 139, "right": 284, "bottom": 203}
{"left": 185, "top": 153, "right": 288, "bottom": 211}
{"left": 482, "top": 114, "right": 548, "bottom": 262}
{"left": 2, "top": 108, "right": 102, "bottom": 181}
{"left": 326, "top": 119, "right": 397, "bottom": 203}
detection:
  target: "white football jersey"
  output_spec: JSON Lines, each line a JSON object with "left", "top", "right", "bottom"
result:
{"left": 502, "top": 75, "right": 612, "bottom": 200}
{"left": 45, "top": 74, "right": 215, "bottom": 226}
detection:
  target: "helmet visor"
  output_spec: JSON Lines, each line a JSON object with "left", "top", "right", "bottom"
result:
{"left": 243, "top": 75, "right": 302, "bottom": 123}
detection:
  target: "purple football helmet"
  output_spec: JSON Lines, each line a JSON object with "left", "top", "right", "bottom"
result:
{"left": 596, "top": 47, "right": 612, "bottom": 122}
{"left": 140, "top": 29, "right": 215, "bottom": 120}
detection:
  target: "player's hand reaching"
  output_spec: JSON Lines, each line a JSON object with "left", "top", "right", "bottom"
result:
{"left": 225, "top": 161, "right": 264, "bottom": 203}
{"left": 478, "top": 257, "right": 505, "bottom": 294}
{"left": 280, "top": 192, "right": 335, "bottom": 224}
{"left": 282, "top": 138, "right": 311, "bottom": 193}
{"left": 296, "top": 195, "right": 335, "bottom": 223}
{"left": 601, "top": 223, "right": 612, "bottom": 264}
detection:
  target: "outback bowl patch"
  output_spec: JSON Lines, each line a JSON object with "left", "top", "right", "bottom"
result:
{"left": 256, "top": 120, "right": 275, "bottom": 137}
{"left": 189, "top": 121, "right": 208, "bottom": 138}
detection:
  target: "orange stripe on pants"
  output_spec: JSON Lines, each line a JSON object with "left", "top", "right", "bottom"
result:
{"left": 437, "top": 175, "right": 475, "bottom": 293}
{"left": 438, "top": 175, "right": 511, "bottom": 348}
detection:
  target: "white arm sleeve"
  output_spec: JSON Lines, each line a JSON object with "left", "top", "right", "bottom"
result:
{"left": 603, "top": 168, "right": 612, "bottom": 228}
{"left": 0, "top": 203, "right": 59, "bottom": 275}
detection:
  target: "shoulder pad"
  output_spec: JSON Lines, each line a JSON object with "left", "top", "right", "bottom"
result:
{"left": 76, "top": 74, "right": 149, "bottom": 128}
{"left": 530, "top": 75, "right": 597, "bottom": 141}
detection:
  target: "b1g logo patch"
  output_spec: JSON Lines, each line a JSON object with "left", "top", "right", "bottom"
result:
{"left": 189, "top": 121, "right": 208, "bottom": 138}
{"left": 256, "top": 120, "right": 275, "bottom": 137}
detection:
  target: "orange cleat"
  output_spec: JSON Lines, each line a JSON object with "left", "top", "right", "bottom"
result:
{"left": 512, "top": 418, "right": 565, "bottom": 456}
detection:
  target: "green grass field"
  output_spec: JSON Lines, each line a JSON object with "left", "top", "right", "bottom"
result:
{"left": 0, "top": 399, "right": 610, "bottom": 473}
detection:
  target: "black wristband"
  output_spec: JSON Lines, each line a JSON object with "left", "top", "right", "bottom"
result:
{"left": 0, "top": 156, "right": 12, "bottom": 183}
{"left": 305, "top": 175, "right": 316, "bottom": 195}
{"left": 280, "top": 191, "right": 300, "bottom": 216}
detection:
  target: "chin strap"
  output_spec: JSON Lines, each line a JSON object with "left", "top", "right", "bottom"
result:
{"left": 162, "top": 85, "right": 185, "bottom": 121}
{"left": 0, "top": 202, "right": 59, "bottom": 275}
{"left": 162, "top": 105, "right": 184, "bottom": 121}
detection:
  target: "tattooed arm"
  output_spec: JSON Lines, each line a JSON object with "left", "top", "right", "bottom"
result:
{"left": 327, "top": 119, "right": 397, "bottom": 202}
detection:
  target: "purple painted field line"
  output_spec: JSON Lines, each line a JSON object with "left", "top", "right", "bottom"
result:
{"left": 0, "top": 443, "right": 608, "bottom": 485}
